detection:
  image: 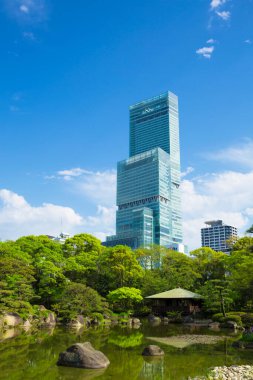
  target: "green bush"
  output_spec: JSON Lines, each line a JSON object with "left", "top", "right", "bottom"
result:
{"left": 166, "top": 311, "right": 183, "bottom": 322}
{"left": 241, "top": 332, "right": 253, "bottom": 342}
{"left": 90, "top": 312, "right": 104, "bottom": 323}
{"left": 212, "top": 313, "right": 242, "bottom": 326}
{"left": 241, "top": 313, "right": 253, "bottom": 327}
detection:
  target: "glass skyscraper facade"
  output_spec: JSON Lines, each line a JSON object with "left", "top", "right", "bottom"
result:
{"left": 105, "top": 91, "right": 183, "bottom": 250}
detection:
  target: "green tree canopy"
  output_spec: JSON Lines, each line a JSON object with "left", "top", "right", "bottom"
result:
{"left": 107, "top": 287, "right": 143, "bottom": 313}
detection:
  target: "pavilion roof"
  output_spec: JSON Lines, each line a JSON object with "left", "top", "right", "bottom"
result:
{"left": 146, "top": 288, "right": 203, "bottom": 299}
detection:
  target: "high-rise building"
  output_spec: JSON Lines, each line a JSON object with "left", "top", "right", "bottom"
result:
{"left": 105, "top": 91, "right": 184, "bottom": 250}
{"left": 201, "top": 220, "right": 238, "bottom": 254}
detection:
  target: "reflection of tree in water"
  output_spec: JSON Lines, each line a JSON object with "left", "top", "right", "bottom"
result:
{"left": 108, "top": 331, "right": 143, "bottom": 348}
{"left": 57, "top": 367, "right": 106, "bottom": 380}
{"left": 139, "top": 356, "right": 164, "bottom": 380}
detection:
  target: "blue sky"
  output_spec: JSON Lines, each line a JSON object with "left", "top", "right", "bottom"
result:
{"left": 1, "top": 0, "right": 253, "bottom": 249}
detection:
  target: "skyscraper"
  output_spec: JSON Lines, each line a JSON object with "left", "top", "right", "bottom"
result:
{"left": 105, "top": 91, "right": 184, "bottom": 250}
{"left": 201, "top": 220, "right": 238, "bottom": 254}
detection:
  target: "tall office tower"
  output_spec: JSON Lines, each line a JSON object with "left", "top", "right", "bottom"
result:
{"left": 201, "top": 220, "right": 238, "bottom": 254}
{"left": 105, "top": 91, "right": 184, "bottom": 250}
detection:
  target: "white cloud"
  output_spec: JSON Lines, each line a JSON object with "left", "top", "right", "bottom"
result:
{"left": 206, "top": 39, "right": 216, "bottom": 44}
{"left": 181, "top": 167, "right": 194, "bottom": 178}
{"left": 244, "top": 39, "right": 252, "bottom": 44}
{"left": 216, "top": 10, "right": 230, "bottom": 20}
{"left": 0, "top": 189, "right": 83, "bottom": 240}
{"left": 57, "top": 168, "right": 92, "bottom": 181}
{"left": 196, "top": 46, "right": 214, "bottom": 59}
{"left": 0, "top": 189, "right": 116, "bottom": 242}
{"left": 20, "top": 4, "right": 29, "bottom": 13}
{"left": 210, "top": 0, "right": 227, "bottom": 9}
{"left": 206, "top": 139, "right": 253, "bottom": 169}
{"left": 4, "top": 0, "right": 47, "bottom": 23}
{"left": 181, "top": 170, "right": 253, "bottom": 250}
{"left": 57, "top": 167, "right": 117, "bottom": 206}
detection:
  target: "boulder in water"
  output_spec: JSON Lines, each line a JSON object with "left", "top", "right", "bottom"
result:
{"left": 142, "top": 345, "right": 164, "bottom": 356}
{"left": 57, "top": 342, "right": 110, "bottom": 369}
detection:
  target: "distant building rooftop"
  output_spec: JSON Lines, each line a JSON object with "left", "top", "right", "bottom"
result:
{"left": 205, "top": 220, "right": 223, "bottom": 227}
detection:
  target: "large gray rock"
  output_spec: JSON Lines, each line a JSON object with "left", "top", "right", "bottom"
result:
{"left": 3, "top": 313, "right": 23, "bottom": 327}
{"left": 132, "top": 318, "right": 141, "bottom": 325}
{"left": 57, "top": 342, "right": 110, "bottom": 369}
{"left": 142, "top": 345, "right": 164, "bottom": 356}
{"left": 148, "top": 315, "right": 161, "bottom": 325}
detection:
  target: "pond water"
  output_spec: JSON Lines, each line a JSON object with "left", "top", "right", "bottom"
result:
{"left": 0, "top": 321, "right": 253, "bottom": 380}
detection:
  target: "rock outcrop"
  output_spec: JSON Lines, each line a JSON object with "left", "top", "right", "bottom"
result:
{"left": 142, "top": 345, "right": 164, "bottom": 356}
{"left": 57, "top": 342, "right": 110, "bottom": 369}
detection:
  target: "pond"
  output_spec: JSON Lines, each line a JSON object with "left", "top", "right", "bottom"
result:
{"left": 0, "top": 321, "right": 253, "bottom": 380}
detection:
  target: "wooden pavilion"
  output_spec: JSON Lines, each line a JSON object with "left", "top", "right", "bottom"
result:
{"left": 146, "top": 287, "right": 203, "bottom": 315}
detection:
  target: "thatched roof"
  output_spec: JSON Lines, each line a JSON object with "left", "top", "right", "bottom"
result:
{"left": 146, "top": 287, "right": 203, "bottom": 299}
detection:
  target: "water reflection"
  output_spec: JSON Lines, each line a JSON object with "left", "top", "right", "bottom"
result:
{"left": 0, "top": 323, "right": 252, "bottom": 380}
{"left": 57, "top": 367, "right": 106, "bottom": 380}
{"left": 139, "top": 356, "right": 164, "bottom": 380}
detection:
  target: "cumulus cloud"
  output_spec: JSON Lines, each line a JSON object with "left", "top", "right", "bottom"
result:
{"left": 0, "top": 189, "right": 83, "bottom": 240}
{"left": 181, "top": 170, "right": 253, "bottom": 250}
{"left": 57, "top": 168, "right": 92, "bottom": 181}
{"left": 210, "top": 0, "right": 227, "bottom": 9}
{"left": 0, "top": 189, "right": 116, "bottom": 242}
{"left": 206, "top": 139, "right": 253, "bottom": 169}
{"left": 216, "top": 10, "right": 230, "bottom": 20}
{"left": 181, "top": 167, "right": 194, "bottom": 178}
{"left": 196, "top": 46, "right": 214, "bottom": 59}
{"left": 57, "top": 167, "right": 117, "bottom": 206}
{"left": 206, "top": 39, "right": 216, "bottom": 44}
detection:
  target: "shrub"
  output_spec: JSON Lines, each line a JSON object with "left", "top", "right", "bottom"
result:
{"left": 212, "top": 313, "right": 242, "bottom": 326}
{"left": 166, "top": 311, "right": 183, "bottom": 323}
{"left": 90, "top": 312, "right": 104, "bottom": 323}
{"left": 241, "top": 313, "right": 253, "bottom": 327}
{"left": 241, "top": 332, "right": 253, "bottom": 342}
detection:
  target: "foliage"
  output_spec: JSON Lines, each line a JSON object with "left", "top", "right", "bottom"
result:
{"left": 191, "top": 247, "right": 227, "bottom": 286}
{"left": 212, "top": 313, "right": 242, "bottom": 326}
{"left": 241, "top": 313, "right": 253, "bottom": 327}
{"left": 108, "top": 331, "right": 143, "bottom": 348}
{"left": 1, "top": 233, "right": 253, "bottom": 321}
{"left": 161, "top": 250, "right": 201, "bottom": 290}
{"left": 198, "top": 279, "right": 234, "bottom": 315}
{"left": 107, "top": 287, "right": 143, "bottom": 313}
{"left": 0, "top": 256, "right": 38, "bottom": 318}
{"left": 240, "top": 332, "right": 253, "bottom": 342}
{"left": 166, "top": 311, "right": 183, "bottom": 322}
{"left": 246, "top": 225, "right": 253, "bottom": 234}
{"left": 52, "top": 282, "right": 107, "bottom": 322}
{"left": 97, "top": 245, "right": 144, "bottom": 294}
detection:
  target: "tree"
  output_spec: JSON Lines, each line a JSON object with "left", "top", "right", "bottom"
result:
{"left": 62, "top": 233, "right": 103, "bottom": 287}
{"left": 107, "top": 287, "right": 143, "bottom": 313}
{"left": 135, "top": 245, "right": 168, "bottom": 270}
{"left": 228, "top": 241, "right": 253, "bottom": 309}
{"left": 15, "top": 236, "right": 67, "bottom": 307}
{"left": 246, "top": 225, "right": 253, "bottom": 234}
{"left": 191, "top": 247, "right": 227, "bottom": 286}
{"left": 198, "top": 279, "right": 233, "bottom": 316}
{"left": 161, "top": 250, "right": 201, "bottom": 290}
{"left": 0, "top": 257, "right": 37, "bottom": 317}
{"left": 63, "top": 233, "right": 103, "bottom": 256}
{"left": 97, "top": 245, "right": 144, "bottom": 294}
{"left": 52, "top": 282, "right": 106, "bottom": 322}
